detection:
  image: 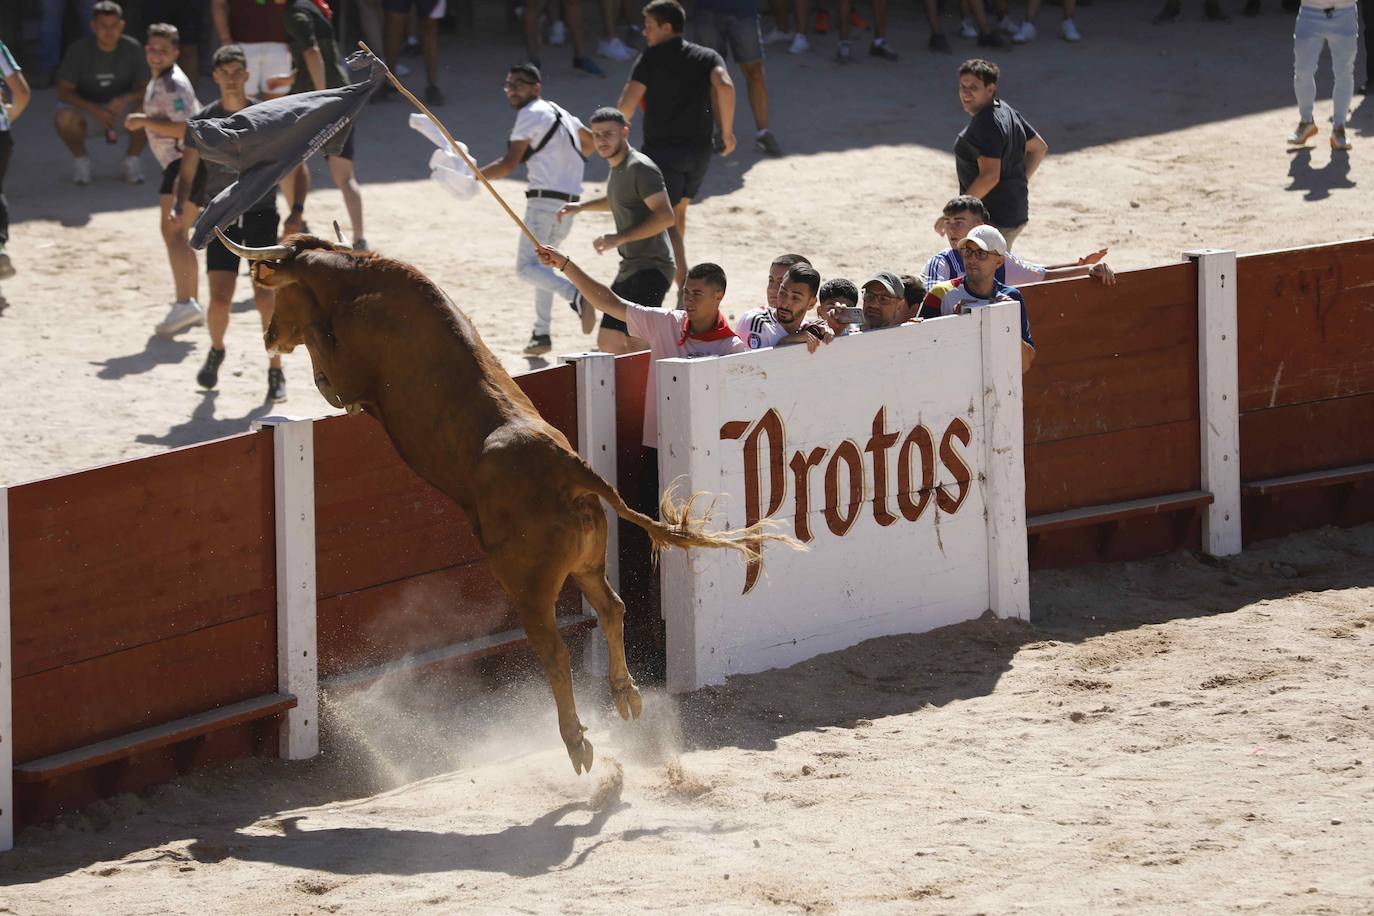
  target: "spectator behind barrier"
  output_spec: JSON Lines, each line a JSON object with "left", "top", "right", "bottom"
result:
{"left": 817, "top": 276, "right": 859, "bottom": 337}
{"left": 923, "top": 194, "right": 1114, "bottom": 289}
{"left": 54, "top": 1, "right": 150, "bottom": 186}
{"left": 734, "top": 262, "right": 832, "bottom": 351}
{"left": 858, "top": 270, "right": 919, "bottom": 330}
{"left": 921, "top": 225, "right": 1035, "bottom": 373}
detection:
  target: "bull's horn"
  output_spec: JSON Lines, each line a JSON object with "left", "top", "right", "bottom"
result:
{"left": 213, "top": 227, "right": 292, "bottom": 261}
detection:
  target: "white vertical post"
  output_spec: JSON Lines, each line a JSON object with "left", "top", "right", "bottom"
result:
{"left": 980, "top": 304, "right": 1030, "bottom": 620}
{"left": 564, "top": 352, "right": 619, "bottom": 677}
{"left": 1187, "top": 248, "right": 1242, "bottom": 556}
{"left": 255, "top": 417, "right": 320, "bottom": 760}
{"left": 1, "top": 487, "right": 12, "bottom": 852}
{"left": 657, "top": 357, "right": 726, "bottom": 694}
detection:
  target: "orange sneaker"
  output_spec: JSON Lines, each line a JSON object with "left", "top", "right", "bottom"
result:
{"left": 850, "top": 10, "right": 869, "bottom": 29}
{"left": 814, "top": 8, "right": 830, "bottom": 32}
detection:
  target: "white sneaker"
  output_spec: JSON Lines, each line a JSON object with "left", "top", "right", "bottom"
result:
{"left": 1011, "top": 20, "right": 1036, "bottom": 43}
{"left": 761, "top": 26, "right": 790, "bottom": 44}
{"left": 395, "top": 62, "right": 411, "bottom": 76}
{"left": 549, "top": 19, "right": 567, "bottom": 46}
{"left": 155, "top": 298, "right": 205, "bottom": 336}
{"left": 958, "top": 17, "right": 978, "bottom": 39}
{"left": 1060, "top": 18, "right": 1082, "bottom": 42}
{"left": 73, "top": 156, "right": 93, "bottom": 185}
{"left": 996, "top": 15, "right": 1018, "bottom": 34}
{"left": 120, "top": 155, "right": 145, "bottom": 185}
{"left": 598, "top": 36, "right": 636, "bottom": 60}
{"left": 788, "top": 32, "right": 810, "bottom": 54}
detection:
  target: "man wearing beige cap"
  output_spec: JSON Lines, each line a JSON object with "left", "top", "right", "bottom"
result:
{"left": 921, "top": 225, "right": 1036, "bottom": 372}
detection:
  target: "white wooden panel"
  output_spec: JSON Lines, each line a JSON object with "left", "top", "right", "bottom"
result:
{"left": 1186, "top": 248, "right": 1242, "bottom": 556}
{"left": 980, "top": 303, "right": 1031, "bottom": 620}
{"left": 267, "top": 419, "right": 320, "bottom": 760}
{"left": 0, "top": 487, "right": 12, "bottom": 852}
{"left": 658, "top": 313, "right": 1022, "bottom": 692}
{"left": 564, "top": 351, "right": 618, "bottom": 678}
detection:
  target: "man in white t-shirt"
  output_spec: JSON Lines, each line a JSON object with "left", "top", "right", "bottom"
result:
{"left": 733, "top": 261, "right": 832, "bottom": 351}
{"left": 480, "top": 64, "right": 594, "bottom": 357}
{"left": 923, "top": 194, "right": 1114, "bottom": 290}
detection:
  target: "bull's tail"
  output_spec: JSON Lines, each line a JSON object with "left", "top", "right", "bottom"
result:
{"left": 566, "top": 455, "right": 800, "bottom": 568}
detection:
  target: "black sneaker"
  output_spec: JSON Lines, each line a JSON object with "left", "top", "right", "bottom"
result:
{"left": 523, "top": 333, "right": 553, "bottom": 356}
{"left": 928, "top": 32, "right": 952, "bottom": 53}
{"left": 197, "top": 347, "right": 226, "bottom": 389}
{"left": 977, "top": 30, "right": 1008, "bottom": 47}
{"left": 572, "top": 56, "right": 605, "bottom": 77}
{"left": 425, "top": 83, "right": 445, "bottom": 106}
{"left": 267, "top": 367, "right": 287, "bottom": 403}
{"left": 869, "top": 41, "right": 900, "bottom": 61}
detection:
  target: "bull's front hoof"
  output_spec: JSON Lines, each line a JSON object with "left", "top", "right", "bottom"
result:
{"left": 566, "top": 735, "right": 595, "bottom": 775}
{"left": 612, "top": 679, "right": 643, "bottom": 721}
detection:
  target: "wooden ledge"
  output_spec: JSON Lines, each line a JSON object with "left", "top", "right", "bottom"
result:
{"left": 15, "top": 693, "right": 297, "bottom": 783}
{"left": 1027, "top": 490, "right": 1214, "bottom": 536}
{"left": 1241, "top": 463, "right": 1374, "bottom": 498}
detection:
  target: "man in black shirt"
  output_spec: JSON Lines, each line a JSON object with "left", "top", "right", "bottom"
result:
{"left": 617, "top": 0, "right": 735, "bottom": 290}
{"left": 953, "top": 58, "right": 1046, "bottom": 249}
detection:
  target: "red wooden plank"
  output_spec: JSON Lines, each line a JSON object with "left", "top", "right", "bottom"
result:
{"left": 318, "top": 560, "right": 584, "bottom": 678}
{"left": 313, "top": 363, "right": 582, "bottom": 600}
{"left": 515, "top": 362, "right": 579, "bottom": 448}
{"left": 1239, "top": 392, "right": 1374, "bottom": 482}
{"left": 1027, "top": 490, "right": 1211, "bottom": 535}
{"left": 1024, "top": 420, "right": 1201, "bottom": 517}
{"left": 1237, "top": 240, "right": 1374, "bottom": 412}
{"left": 7, "top": 432, "right": 276, "bottom": 678}
{"left": 11, "top": 612, "right": 277, "bottom": 762}
{"left": 1022, "top": 262, "right": 1198, "bottom": 444}
{"left": 1242, "top": 485, "right": 1374, "bottom": 545}
{"left": 1029, "top": 511, "right": 1204, "bottom": 570}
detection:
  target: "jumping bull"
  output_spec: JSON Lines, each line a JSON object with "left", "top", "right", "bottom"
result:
{"left": 218, "top": 231, "right": 791, "bottom": 774}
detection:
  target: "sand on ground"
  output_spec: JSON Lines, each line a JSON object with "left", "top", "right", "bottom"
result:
{"left": 0, "top": 4, "right": 1372, "bottom": 913}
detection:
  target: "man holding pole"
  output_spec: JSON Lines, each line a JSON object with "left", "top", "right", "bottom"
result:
{"left": 479, "top": 64, "right": 594, "bottom": 357}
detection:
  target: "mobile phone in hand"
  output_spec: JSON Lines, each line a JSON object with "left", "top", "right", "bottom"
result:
{"left": 831, "top": 305, "right": 865, "bottom": 324}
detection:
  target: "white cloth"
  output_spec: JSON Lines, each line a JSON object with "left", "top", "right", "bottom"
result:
{"left": 142, "top": 65, "right": 200, "bottom": 169}
{"left": 733, "top": 306, "right": 789, "bottom": 350}
{"left": 240, "top": 42, "right": 292, "bottom": 98}
{"left": 624, "top": 304, "right": 746, "bottom": 448}
{"left": 409, "top": 113, "right": 479, "bottom": 199}
{"left": 510, "top": 98, "right": 586, "bottom": 197}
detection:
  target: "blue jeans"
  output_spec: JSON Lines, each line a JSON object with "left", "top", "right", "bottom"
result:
{"left": 1294, "top": 5, "right": 1359, "bottom": 127}
{"left": 41, "top": 0, "right": 97, "bottom": 74}
{"left": 516, "top": 197, "right": 579, "bottom": 337}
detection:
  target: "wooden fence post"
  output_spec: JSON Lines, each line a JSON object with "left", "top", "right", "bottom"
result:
{"left": 1186, "top": 248, "right": 1242, "bottom": 556}
{"left": 1, "top": 487, "right": 12, "bottom": 852}
{"left": 254, "top": 417, "right": 320, "bottom": 760}
{"left": 564, "top": 352, "right": 619, "bottom": 677}
{"left": 980, "top": 304, "right": 1030, "bottom": 620}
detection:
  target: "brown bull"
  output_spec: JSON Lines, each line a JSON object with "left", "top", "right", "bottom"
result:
{"left": 219, "top": 231, "right": 788, "bottom": 774}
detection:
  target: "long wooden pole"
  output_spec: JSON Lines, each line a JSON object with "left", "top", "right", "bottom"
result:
{"left": 357, "top": 42, "right": 542, "bottom": 248}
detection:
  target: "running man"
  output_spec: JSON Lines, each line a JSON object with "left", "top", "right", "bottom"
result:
{"left": 555, "top": 107, "right": 676, "bottom": 355}
{"left": 0, "top": 39, "right": 32, "bottom": 280}
{"left": 174, "top": 45, "right": 288, "bottom": 403}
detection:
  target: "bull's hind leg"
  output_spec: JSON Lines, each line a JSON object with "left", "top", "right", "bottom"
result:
{"left": 571, "top": 568, "right": 642, "bottom": 722}
{"left": 491, "top": 557, "right": 594, "bottom": 775}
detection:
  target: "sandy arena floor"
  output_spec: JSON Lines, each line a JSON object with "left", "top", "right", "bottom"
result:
{"left": 0, "top": 3, "right": 1371, "bottom": 912}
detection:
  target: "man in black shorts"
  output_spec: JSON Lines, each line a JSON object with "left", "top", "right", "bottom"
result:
{"left": 555, "top": 107, "right": 676, "bottom": 355}
{"left": 174, "top": 45, "right": 287, "bottom": 403}
{"left": 617, "top": 0, "right": 735, "bottom": 290}
{"left": 280, "top": 0, "right": 367, "bottom": 250}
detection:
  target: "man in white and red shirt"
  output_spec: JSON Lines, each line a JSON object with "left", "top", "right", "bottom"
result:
{"left": 733, "top": 262, "right": 832, "bottom": 351}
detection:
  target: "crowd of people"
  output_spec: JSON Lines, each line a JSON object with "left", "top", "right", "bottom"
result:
{"left": 0, "top": 0, "right": 1363, "bottom": 407}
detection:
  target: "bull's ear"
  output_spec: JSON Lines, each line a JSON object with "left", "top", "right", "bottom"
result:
{"left": 253, "top": 262, "right": 298, "bottom": 288}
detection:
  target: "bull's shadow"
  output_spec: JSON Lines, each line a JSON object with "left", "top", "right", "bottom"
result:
{"left": 90, "top": 334, "right": 195, "bottom": 380}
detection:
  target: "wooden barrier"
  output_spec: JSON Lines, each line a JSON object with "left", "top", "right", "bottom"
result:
{"left": 1236, "top": 240, "right": 1374, "bottom": 543}
{"left": 1020, "top": 260, "right": 1205, "bottom": 567}
{"left": 6, "top": 238, "right": 1374, "bottom": 841}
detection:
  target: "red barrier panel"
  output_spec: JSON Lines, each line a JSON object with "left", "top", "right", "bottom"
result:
{"left": 1237, "top": 239, "right": 1374, "bottom": 542}
{"left": 312, "top": 362, "right": 583, "bottom": 679}
{"left": 1020, "top": 262, "right": 1202, "bottom": 566}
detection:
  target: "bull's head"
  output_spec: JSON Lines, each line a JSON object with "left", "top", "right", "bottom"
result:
{"left": 212, "top": 228, "right": 362, "bottom": 413}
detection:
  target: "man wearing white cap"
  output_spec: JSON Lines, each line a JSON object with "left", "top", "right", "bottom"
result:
{"left": 921, "top": 225, "right": 1035, "bottom": 372}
